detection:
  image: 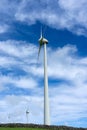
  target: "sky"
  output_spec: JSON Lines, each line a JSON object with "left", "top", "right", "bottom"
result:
{"left": 0, "top": 0, "right": 87, "bottom": 128}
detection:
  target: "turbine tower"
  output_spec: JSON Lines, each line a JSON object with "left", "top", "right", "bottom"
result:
{"left": 38, "top": 28, "right": 50, "bottom": 125}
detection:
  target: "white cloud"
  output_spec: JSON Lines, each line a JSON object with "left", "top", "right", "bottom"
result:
{"left": 0, "top": 40, "right": 37, "bottom": 59}
{"left": 0, "top": 40, "right": 37, "bottom": 69}
{"left": 14, "top": 0, "right": 87, "bottom": 36}
{"left": 0, "top": 75, "right": 37, "bottom": 90}
{"left": 0, "top": 0, "right": 20, "bottom": 19}
{"left": 0, "top": 0, "right": 87, "bottom": 35}
{"left": 47, "top": 45, "right": 87, "bottom": 81}
{"left": 0, "top": 40, "right": 38, "bottom": 90}
{"left": 15, "top": 77, "right": 37, "bottom": 89}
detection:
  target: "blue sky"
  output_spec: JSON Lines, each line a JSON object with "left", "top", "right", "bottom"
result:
{"left": 0, "top": 0, "right": 87, "bottom": 128}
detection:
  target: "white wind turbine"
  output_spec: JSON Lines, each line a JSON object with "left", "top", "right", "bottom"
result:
{"left": 26, "top": 110, "right": 29, "bottom": 124}
{"left": 38, "top": 27, "right": 50, "bottom": 125}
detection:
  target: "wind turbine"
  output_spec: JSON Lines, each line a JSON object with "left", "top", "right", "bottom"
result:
{"left": 38, "top": 27, "right": 50, "bottom": 125}
{"left": 26, "top": 110, "right": 29, "bottom": 124}
{"left": 8, "top": 114, "right": 11, "bottom": 123}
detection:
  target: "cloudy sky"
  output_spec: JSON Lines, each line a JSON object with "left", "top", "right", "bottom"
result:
{"left": 0, "top": 0, "right": 87, "bottom": 128}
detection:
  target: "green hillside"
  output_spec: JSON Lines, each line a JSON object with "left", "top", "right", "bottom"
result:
{"left": 0, "top": 123, "right": 87, "bottom": 130}
{"left": 0, "top": 128, "right": 45, "bottom": 130}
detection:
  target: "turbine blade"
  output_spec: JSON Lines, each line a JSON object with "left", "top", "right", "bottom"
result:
{"left": 43, "top": 25, "right": 47, "bottom": 38}
{"left": 40, "top": 26, "right": 43, "bottom": 38}
{"left": 38, "top": 44, "right": 42, "bottom": 60}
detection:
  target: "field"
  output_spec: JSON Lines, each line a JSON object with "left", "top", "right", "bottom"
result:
{"left": 0, "top": 124, "right": 87, "bottom": 130}
{"left": 0, "top": 128, "right": 46, "bottom": 130}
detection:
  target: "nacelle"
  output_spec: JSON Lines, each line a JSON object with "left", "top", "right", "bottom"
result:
{"left": 39, "top": 37, "right": 48, "bottom": 45}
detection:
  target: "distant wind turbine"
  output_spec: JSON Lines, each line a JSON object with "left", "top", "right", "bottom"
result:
{"left": 8, "top": 114, "right": 11, "bottom": 123}
{"left": 26, "top": 110, "right": 29, "bottom": 124}
{"left": 38, "top": 27, "right": 50, "bottom": 125}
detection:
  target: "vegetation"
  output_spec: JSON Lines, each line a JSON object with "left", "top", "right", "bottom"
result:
{"left": 0, "top": 128, "right": 46, "bottom": 130}
{"left": 0, "top": 123, "right": 87, "bottom": 130}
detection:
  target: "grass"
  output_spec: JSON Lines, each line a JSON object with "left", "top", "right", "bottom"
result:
{"left": 0, "top": 124, "right": 86, "bottom": 130}
{"left": 0, "top": 128, "right": 47, "bottom": 130}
